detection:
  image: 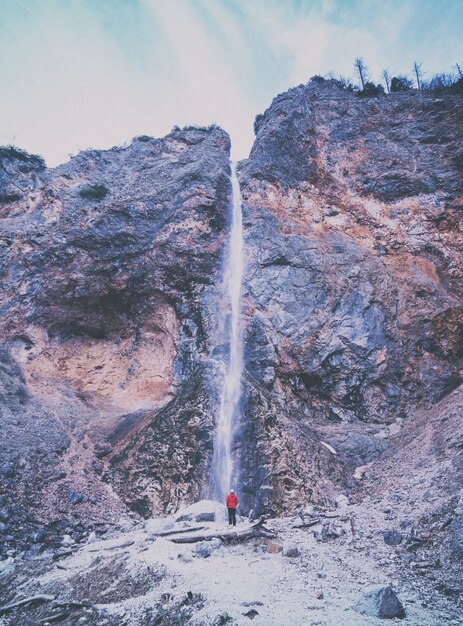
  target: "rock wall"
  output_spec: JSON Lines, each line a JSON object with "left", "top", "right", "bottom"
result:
{"left": 0, "top": 128, "right": 233, "bottom": 544}
{"left": 239, "top": 78, "right": 462, "bottom": 468}
{"left": 1, "top": 78, "right": 462, "bottom": 548}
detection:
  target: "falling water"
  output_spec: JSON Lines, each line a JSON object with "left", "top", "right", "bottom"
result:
{"left": 211, "top": 161, "right": 244, "bottom": 503}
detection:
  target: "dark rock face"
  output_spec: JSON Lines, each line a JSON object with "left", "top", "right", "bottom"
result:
{"left": 240, "top": 78, "right": 463, "bottom": 465}
{"left": 108, "top": 365, "right": 219, "bottom": 516}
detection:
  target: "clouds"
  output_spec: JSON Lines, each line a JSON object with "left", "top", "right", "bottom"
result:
{"left": 0, "top": 0, "right": 461, "bottom": 166}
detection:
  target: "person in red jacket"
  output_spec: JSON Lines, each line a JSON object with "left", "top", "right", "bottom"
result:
{"left": 226, "top": 489, "right": 238, "bottom": 526}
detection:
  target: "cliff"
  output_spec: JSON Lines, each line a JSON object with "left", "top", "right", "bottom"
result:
{"left": 0, "top": 80, "right": 462, "bottom": 583}
{"left": 240, "top": 78, "right": 462, "bottom": 466}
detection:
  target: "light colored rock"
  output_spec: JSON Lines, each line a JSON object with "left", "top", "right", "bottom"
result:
{"left": 195, "top": 538, "right": 222, "bottom": 558}
{"left": 144, "top": 516, "right": 175, "bottom": 535}
{"left": 174, "top": 500, "right": 228, "bottom": 524}
{"left": 282, "top": 542, "right": 299, "bottom": 557}
{"left": 335, "top": 494, "right": 349, "bottom": 509}
{"left": 62, "top": 534, "right": 75, "bottom": 547}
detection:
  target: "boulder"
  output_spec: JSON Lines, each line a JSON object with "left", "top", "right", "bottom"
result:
{"left": 144, "top": 516, "right": 175, "bottom": 536}
{"left": 353, "top": 585, "right": 405, "bottom": 619}
{"left": 174, "top": 500, "right": 228, "bottom": 524}
{"left": 195, "top": 538, "right": 222, "bottom": 558}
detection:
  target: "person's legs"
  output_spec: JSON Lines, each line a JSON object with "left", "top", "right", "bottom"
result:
{"left": 232, "top": 508, "right": 236, "bottom": 526}
{"left": 228, "top": 507, "right": 233, "bottom": 525}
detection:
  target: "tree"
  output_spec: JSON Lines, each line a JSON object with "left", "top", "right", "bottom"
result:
{"left": 354, "top": 57, "right": 369, "bottom": 89}
{"left": 390, "top": 75, "right": 413, "bottom": 92}
{"left": 382, "top": 69, "right": 391, "bottom": 94}
{"left": 455, "top": 63, "right": 463, "bottom": 79}
{"left": 413, "top": 62, "right": 423, "bottom": 90}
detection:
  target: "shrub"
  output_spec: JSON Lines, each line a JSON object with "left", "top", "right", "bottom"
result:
{"left": 357, "top": 82, "right": 385, "bottom": 97}
{"left": 0, "top": 193, "right": 22, "bottom": 204}
{"left": 253, "top": 113, "right": 265, "bottom": 135}
{"left": 0, "top": 145, "right": 45, "bottom": 170}
{"left": 390, "top": 75, "right": 413, "bottom": 92}
{"left": 79, "top": 184, "right": 109, "bottom": 200}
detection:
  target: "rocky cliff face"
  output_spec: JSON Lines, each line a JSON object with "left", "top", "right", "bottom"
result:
{"left": 239, "top": 78, "right": 462, "bottom": 469}
{"left": 1, "top": 79, "right": 462, "bottom": 559}
{"left": 0, "top": 128, "right": 233, "bottom": 546}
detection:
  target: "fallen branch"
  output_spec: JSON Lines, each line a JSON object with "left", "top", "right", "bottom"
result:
{"left": 0, "top": 594, "right": 55, "bottom": 615}
{"left": 170, "top": 516, "right": 268, "bottom": 544}
{"left": 293, "top": 518, "right": 321, "bottom": 529}
{"left": 153, "top": 525, "right": 206, "bottom": 537}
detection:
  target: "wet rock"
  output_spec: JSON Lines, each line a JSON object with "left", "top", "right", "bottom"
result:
{"left": 243, "top": 609, "right": 259, "bottom": 619}
{"left": 94, "top": 442, "right": 113, "bottom": 459}
{"left": 383, "top": 530, "right": 403, "bottom": 546}
{"left": 354, "top": 585, "right": 405, "bottom": 619}
{"left": 1, "top": 463, "right": 15, "bottom": 478}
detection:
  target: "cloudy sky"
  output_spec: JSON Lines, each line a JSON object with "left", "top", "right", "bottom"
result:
{"left": 1, "top": 0, "right": 462, "bottom": 165}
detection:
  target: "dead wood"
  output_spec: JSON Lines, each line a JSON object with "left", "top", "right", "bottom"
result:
{"left": 153, "top": 525, "right": 206, "bottom": 537}
{"left": 0, "top": 594, "right": 55, "bottom": 614}
{"left": 170, "top": 516, "right": 268, "bottom": 544}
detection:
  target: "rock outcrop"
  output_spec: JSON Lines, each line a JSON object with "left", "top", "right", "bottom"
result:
{"left": 239, "top": 77, "right": 462, "bottom": 466}
{"left": 0, "top": 127, "right": 232, "bottom": 546}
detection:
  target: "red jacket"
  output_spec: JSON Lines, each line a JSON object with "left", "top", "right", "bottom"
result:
{"left": 226, "top": 493, "right": 238, "bottom": 509}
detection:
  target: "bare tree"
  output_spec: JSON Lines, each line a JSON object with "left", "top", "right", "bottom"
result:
{"left": 413, "top": 62, "right": 423, "bottom": 90}
{"left": 456, "top": 63, "right": 463, "bottom": 79}
{"left": 382, "top": 69, "right": 391, "bottom": 93}
{"left": 354, "top": 57, "right": 369, "bottom": 89}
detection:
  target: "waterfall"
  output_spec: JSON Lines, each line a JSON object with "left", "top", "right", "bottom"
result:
{"left": 210, "top": 161, "right": 244, "bottom": 503}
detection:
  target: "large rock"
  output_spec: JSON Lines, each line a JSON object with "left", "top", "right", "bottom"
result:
{"left": 174, "top": 500, "right": 228, "bottom": 523}
{"left": 353, "top": 585, "right": 405, "bottom": 619}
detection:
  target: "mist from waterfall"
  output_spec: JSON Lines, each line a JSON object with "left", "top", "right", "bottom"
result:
{"left": 210, "top": 161, "right": 244, "bottom": 504}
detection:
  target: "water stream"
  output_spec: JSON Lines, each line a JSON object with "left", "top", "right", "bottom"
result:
{"left": 210, "top": 161, "right": 244, "bottom": 503}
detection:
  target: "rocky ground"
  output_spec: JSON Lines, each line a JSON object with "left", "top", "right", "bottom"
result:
{"left": 1, "top": 491, "right": 462, "bottom": 626}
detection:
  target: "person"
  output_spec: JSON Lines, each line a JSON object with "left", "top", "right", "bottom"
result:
{"left": 226, "top": 488, "right": 238, "bottom": 526}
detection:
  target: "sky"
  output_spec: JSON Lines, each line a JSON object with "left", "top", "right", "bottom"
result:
{"left": 0, "top": 0, "right": 462, "bottom": 166}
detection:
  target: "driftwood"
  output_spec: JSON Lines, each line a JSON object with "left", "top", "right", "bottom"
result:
{"left": 170, "top": 516, "right": 269, "bottom": 544}
{"left": 0, "top": 594, "right": 55, "bottom": 615}
{"left": 153, "top": 525, "right": 206, "bottom": 537}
